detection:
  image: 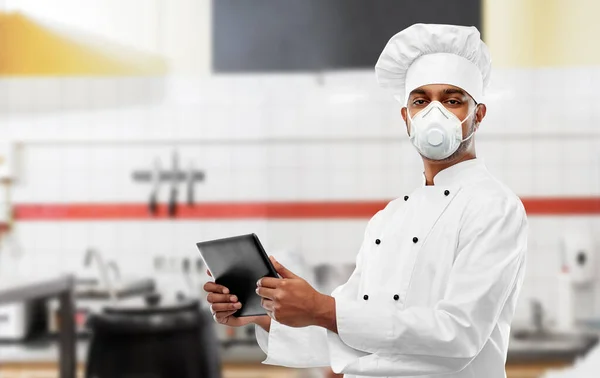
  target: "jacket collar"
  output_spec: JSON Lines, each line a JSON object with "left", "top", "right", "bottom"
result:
{"left": 421, "top": 157, "right": 486, "bottom": 186}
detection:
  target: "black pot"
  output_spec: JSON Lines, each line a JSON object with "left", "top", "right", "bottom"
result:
{"left": 85, "top": 294, "right": 221, "bottom": 378}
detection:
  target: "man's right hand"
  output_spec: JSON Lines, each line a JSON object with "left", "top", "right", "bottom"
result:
{"left": 203, "top": 269, "right": 268, "bottom": 328}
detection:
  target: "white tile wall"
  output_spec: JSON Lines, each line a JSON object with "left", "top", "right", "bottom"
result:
{"left": 2, "top": 67, "right": 600, "bottom": 321}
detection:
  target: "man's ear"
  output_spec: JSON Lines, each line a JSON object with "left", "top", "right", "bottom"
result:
{"left": 475, "top": 103, "right": 487, "bottom": 124}
{"left": 401, "top": 107, "right": 410, "bottom": 136}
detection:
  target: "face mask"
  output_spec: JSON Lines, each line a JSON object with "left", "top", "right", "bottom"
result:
{"left": 407, "top": 101, "right": 477, "bottom": 160}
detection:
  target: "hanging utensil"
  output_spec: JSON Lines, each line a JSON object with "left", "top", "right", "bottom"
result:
{"left": 148, "top": 158, "right": 161, "bottom": 216}
{"left": 187, "top": 162, "right": 195, "bottom": 207}
{"left": 168, "top": 151, "right": 179, "bottom": 218}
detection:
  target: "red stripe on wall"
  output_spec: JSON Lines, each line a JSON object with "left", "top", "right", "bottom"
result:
{"left": 13, "top": 202, "right": 388, "bottom": 220}
{"left": 522, "top": 197, "right": 600, "bottom": 215}
{"left": 11, "top": 197, "right": 600, "bottom": 220}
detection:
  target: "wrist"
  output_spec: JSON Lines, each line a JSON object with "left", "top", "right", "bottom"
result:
{"left": 252, "top": 315, "right": 271, "bottom": 332}
{"left": 313, "top": 294, "right": 337, "bottom": 332}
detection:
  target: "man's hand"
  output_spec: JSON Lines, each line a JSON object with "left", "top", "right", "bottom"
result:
{"left": 257, "top": 256, "right": 337, "bottom": 332}
{"left": 203, "top": 269, "right": 269, "bottom": 329}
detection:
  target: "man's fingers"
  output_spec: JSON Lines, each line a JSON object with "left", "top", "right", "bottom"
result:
{"left": 214, "top": 310, "right": 237, "bottom": 323}
{"left": 257, "top": 277, "right": 282, "bottom": 289}
{"left": 256, "top": 287, "right": 277, "bottom": 300}
{"left": 269, "top": 256, "right": 298, "bottom": 279}
{"left": 206, "top": 293, "right": 238, "bottom": 304}
{"left": 210, "top": 302, "right": 242, "bottom": 313}
{"left": 203, "top": 281, "right": 230, "bottom": 294}
{"left": 261, "top": 298, "right": 274, "bottom": 311}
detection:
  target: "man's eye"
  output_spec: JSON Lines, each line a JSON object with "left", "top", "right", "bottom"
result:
{"left": 446, "top": 99, "right": 461, "bottom": 105}
{"left": 413, "top": 100, "right": 427, "bottom": 105}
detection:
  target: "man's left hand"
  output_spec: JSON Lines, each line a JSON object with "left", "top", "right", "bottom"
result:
{"left": 256, "top": 256, "right": 332, "bottom": 328}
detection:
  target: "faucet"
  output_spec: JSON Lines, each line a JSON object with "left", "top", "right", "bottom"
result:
{"left": 530, "top": 299, "right": 545, "bottom": 334}
{"left": 84, "top": 248, "right": 117, "bottom": 302}
{"left": 106, "top": 260, "right": 121, "bottom": 283}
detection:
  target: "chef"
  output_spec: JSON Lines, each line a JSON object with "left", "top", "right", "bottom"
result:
{"left": 204, "top": 23, "right": 528, "bottom": 378}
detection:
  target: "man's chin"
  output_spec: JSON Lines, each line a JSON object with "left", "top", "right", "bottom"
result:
{"left": 420, "top": 152, "right": 459, "bottom": 163}
{"left": 419, "top": 141, "right": 472, "bottom": 163}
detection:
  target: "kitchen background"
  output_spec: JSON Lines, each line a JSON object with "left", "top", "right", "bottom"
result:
{"left": 1, "top": 0, "right": 600, "bottom": 378}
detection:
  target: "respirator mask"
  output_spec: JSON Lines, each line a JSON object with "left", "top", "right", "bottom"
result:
{"left": 407, "top": 101, "right": 478, "bottom": 160}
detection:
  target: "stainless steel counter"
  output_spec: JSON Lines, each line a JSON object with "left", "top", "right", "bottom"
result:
{"left": 0, "top": 339, "right": 266, "bottom": 364}
{"left": 506, "top": 325, "right": 600, "bottom": 364}
{"left": 0, "top": 275, "right": 77, "bottom": 377}
{"left": 0, "top": 340, "right": 89, "bottom": 364}
{"left": 507, "top": 335, "right": 598, "bottom": 364}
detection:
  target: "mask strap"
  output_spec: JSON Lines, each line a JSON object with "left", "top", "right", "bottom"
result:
{"left": 460, "top": 104, "right": 478, "bottom": 123}
{"left": 462, "top": 128, "right": 476, "bottom": 142}
{"left": 461, "top": 105, "right": 479, "bottom": 142}
{"left": 406, "top": 106, "right": 416, "bottom": 136}
{"left": 406, "top": 107, "right": 414, "bottom": 123}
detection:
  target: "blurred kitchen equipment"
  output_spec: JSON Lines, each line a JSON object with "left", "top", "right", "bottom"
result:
{"left": 85, "top": 294, "right": 221, "bottom": 378}
{"left": 557, "top": 269, "right": 574, "bottom": 331}
{"left": 561, "top": 231, "right": 596, "bottom": 286}
{"left": 181, "top": 257, "right": 195, "bottom": 294}
{"left": 154, "top": 255, "right": 166, "bottom": 272}
{"left": 339, "top": 263, "right": 355, "bottom": 282}
{"left": 530, "top": 299, "right": 545, "bottom": 334}
{"left": 538, "top": 335, "right": 600, "bottom": 377}
{"left": 314, "top": 264, "right": 335, "bottom": 294}
{"left": 148, "top": 158, "right": 161, "bottom": 216}
{"left": 106, "top": 260, "right": 121, "bottom": 284}
{"left": 0, "top": 298, "right": 46, "bottom": 340}
{"left": 47, "top": 298, "right": 93, "bottom": 337}
{"left": 168, "top": 150, "right": 179, "bottom": 217}
{"left": 0, "top": 275, "right": 77, "bottom": 378}
{"left": 557, "top": 230, "right": 597, "bottom": 329}
{"left": 0, "top": 302, "right": 30, "bottom": 340}
{"left": 313, "top": 263, "right": 355, "bottom": 295}
{"left": 83, "top": 248, "right": 116, "bottom": 302}
{"left": 46, "top": 276, "right": 156, "bottom": 336}
{"left": 187, "top": 161, "right": 195, "bottom": 206}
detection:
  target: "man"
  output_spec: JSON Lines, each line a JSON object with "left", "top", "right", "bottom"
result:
{"left": 204, "top": 23, "right": 527, "bottom": 378}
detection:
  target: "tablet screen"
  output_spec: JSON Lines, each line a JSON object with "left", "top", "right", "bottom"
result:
{"left": 196, "top": 234, "right": 278, "bottom": 317}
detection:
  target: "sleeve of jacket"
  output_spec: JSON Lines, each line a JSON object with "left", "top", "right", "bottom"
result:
{"left": 255, "top": 321, "right": 330, "bottom": 368}
{"left": 329, "top": 195, "right": 528, "bottom": 376}
{"left": 254, "top": 212, "right": 379, "bottom": 368}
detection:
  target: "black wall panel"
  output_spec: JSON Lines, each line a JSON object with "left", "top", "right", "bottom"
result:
{"left": 213, "top": 0, "right": 482, "bottom": 72}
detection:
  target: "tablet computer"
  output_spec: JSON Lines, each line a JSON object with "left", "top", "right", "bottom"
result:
{"left": 196, "top": 233, "right": 279, "bottom": 317}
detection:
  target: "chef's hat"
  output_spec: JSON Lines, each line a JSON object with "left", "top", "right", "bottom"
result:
{"left": 375, "top": 23, "right": 491, "bottom": 105}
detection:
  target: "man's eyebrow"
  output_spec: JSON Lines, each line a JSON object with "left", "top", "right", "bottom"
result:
{"left": 409, "top": 88, "right": 427, "bottom": 96}
{"left": 443, "top": 88, "right": 466, "bottom": 95}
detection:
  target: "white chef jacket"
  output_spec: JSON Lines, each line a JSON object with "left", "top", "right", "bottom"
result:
{"left": 255, "top": 158, "right": 528, "bottom": 378}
